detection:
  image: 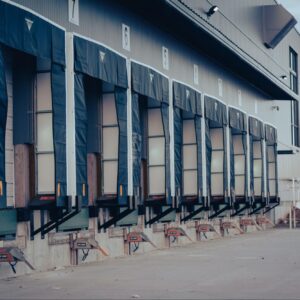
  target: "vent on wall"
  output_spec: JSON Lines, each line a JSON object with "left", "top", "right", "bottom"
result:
{"left": 262, "top": 4, "right": 297, "bottom": 49}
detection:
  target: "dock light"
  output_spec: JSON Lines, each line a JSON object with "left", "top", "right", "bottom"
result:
{"left": 280, "top": 75, "right": 287, "bottom": 80}
{"left": 206, "top": 5, "right": 219, "bottom": 18}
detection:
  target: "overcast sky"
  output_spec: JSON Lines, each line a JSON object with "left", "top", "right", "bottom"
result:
{"left": 278, "top": 0, "right": 300, "bottom": 31}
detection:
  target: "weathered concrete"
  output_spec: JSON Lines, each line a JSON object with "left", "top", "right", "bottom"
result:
{"left": 0, "top": 229, "right": 299, "bottom": 299}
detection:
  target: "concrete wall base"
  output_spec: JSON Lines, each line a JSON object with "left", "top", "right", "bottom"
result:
{"left": 0, "top": 216, "right": 272, "bottom": 279}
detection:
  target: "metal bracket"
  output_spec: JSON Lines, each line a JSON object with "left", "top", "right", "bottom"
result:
{"left": 165, "top": 227, "right": 193, "bottom": 242}
{"left": 209, "top": 204, "right": 229, "bottom": 219}
{"left": 125, "top": 231, "right": 156, "bottom": 254}
{"left": 0, "top": 247, "right": 34, "bottom": 274}
{"left": 98, "top": 208, "right": 134, "bottom": 231}
{"left": 181, "top": 205, "right": 205, "bottom": 222}
{"left": 230, "top": 203, "right": 249, "bottom": 217}
{"left": 249, "top": 202, "right": 266, "bottom": 215}
{"left": 196, "top": 223, "right": 220, "bottom": 240}
{"left": 71, "top": 237, "right": 109, "bottom": 261}
{"left": 30, "top": 208, "right": 80, "bottom": 240}
{"left": 263, "top": 203, "right": 279, "bottom": 214}
{"left": 221, "top": 220, "right": 244, "bottom": 235}
{"left": 145, "top": 207, "right": 174, "bottom": 226}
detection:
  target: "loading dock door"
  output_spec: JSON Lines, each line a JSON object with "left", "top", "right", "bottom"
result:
{"left": 131, "top": 62, "right": 171, "bottom": 205}
{"left": 0, "top": 1, "right": 67, "bottom": 207}
{"left": 73, "top": 35, "right": 128, "bottom": 206}
{"left": 228, "top": 107, "right": 248, "bottom": 203}
{"left": 204, "top": 95, "right": 228, "bottom": 204}
{"left": 173, "top": 81, "right": 202, "bottom": 205}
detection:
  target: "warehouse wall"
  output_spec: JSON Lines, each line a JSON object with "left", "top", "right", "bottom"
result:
{"left": 10, "top": 0, "right": 292, "bottom": 119}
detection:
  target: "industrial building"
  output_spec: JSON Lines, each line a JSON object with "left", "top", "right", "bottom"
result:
{"left": 0, "top": 0, "right": 299, "bottom": 276}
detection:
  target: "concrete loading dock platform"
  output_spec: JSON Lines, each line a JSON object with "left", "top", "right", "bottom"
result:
{"left": 0, "top": 229, "right": 299, "bottom": 300}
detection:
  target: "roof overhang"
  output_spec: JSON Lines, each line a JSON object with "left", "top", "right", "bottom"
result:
{"left": 115, "top": 0, "right": 298, "bottom": 101}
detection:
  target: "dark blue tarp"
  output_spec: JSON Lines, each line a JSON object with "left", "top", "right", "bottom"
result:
{"left": 0, "top": 1, "right": 66, "bottom": 207}
{"left": 0, "top": 1, "right": 65, "bottom": 65}
{"left": 229, "top": 107, "right": 247, "bottom": 132}
{"left": 73, "top": 36, "right": 128, "bottom": 206}
{"left": 204, "top": 96, "right": 227, "bottom": 126}
{"left": 173, "top": 107, "right": 182, "bottom": 200}
{"left": 0, "top": 47, "right": 7, "bottom": 209}
{"left": 131, "top": 62, "right": 171, "bottom": 205}
{"left": 173, "top": 81, "right": 201, "bottom": 115}
{"left": 86, "top": 78, "right": 101, "bottom": 154}
{"left": 74, "top": 73, "right": 88, "bottom": 205}
{"left": 52, "top": 63, "right": 67, "bottom": 205}
{"left": 265, "top": 124, "right": 278, "bottom": 200}
{"left": 161, "top": 102, "right": 171, "bottom": 204}
{"left": 13, "top": 53, "right": 35, "bottom": 145}
{"left": 265, "top": 124, "right": 277, "bottom": 144}
{"left": 131, "top": 62, "right": 169, "bottom": 104}
{"left": 205, "top": 120, "right": 212, "bottom": 198}
{"left": 249, "top": 116, "right": 264, "bottom": 140}
{"left": 115, "top": 87, "right": 128, "bottom": 206}
{"left": 74, "top": 36, "right": 127, "bottom": 88}
{"left": 132, "top": 92, "right": 142, "bottom": 190}
{"left": 173, "top": 81, "right": 202, "bottom": 204}
{"left": 195, "top": 116, "right": 203, "bottom": 203}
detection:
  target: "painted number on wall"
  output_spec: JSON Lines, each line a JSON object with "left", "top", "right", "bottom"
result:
{"left": 194, "top": 64, "right": 199, "bottom": 85}
{"left": 162, "top": 46, "right": 169, "bottom": 70}
{"left": 69, "top": 0, "right": 79, "bottom": 25}
{"left": 122, "top": 24, "right": 130, "bottom": 51}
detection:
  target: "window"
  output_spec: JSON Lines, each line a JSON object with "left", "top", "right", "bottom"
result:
{"left": 291, "top": 100, "right": 299, "bottom": 147}
{"left": 210, "top": 128, "right": 224, "bottom": 195}
{"left": 148, "top": 107, "right": 165, "bottom": 195}
{"left": 232, "top": 135, "right": 245, "bottom": 196}
{"left": 267, "top": 146, "right": 276, "bottom": 196}
{"left": 35, "top": 71, "right": 55, "bottom": 195}
{"left": 102, "top": 93, "right": 119, "bottom": 195}
{"left": 253, "top": 141, "right": 262, "bottom": 196}
{"left": 182, "top": 118, "right": 197, "bottom": 196}
{"left": 289, "top": 48, "right": 298, "bottom": 94}
{"left": 4, "top": 54, "right": 14, "bottom": 206}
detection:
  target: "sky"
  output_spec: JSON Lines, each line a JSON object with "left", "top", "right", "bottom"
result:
{"left": 278, "top": 0, "right": 300, "bottom": 31}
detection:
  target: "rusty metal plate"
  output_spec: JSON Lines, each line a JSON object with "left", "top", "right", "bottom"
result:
{"left": 0, "top": 248, "right": 14, "bottom": 263}
{"left": 197, "top": 224, "right": 211, "bottom": 232}
{"left": 240, "top": 219, "right": 253, "bottom": 226}
{"left": 126, "top": 232, "right": 143, "bottom": 243}
{"left": 166, "top": 228, "right": 183, "bottom": 237}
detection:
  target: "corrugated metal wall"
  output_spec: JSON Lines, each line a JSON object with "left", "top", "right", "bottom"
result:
{"left": 9, "top": 0, "right": 296, "bottom": 146}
